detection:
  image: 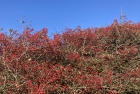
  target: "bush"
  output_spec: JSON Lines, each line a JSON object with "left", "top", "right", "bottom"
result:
{"left": 0, "top": 20, "right": 140, "bottom": 93}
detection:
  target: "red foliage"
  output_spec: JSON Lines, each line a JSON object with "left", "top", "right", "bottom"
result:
{"left": 0, "top": 20, "right": 140, "bottom": 93}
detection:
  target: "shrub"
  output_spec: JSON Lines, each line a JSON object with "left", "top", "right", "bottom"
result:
{"left": 0, "top": 20, "right": 140, "bottom": 93}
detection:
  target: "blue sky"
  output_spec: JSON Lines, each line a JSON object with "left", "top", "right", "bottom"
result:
{"left": 0, "top": 0, "right": 140, "bottom": 38}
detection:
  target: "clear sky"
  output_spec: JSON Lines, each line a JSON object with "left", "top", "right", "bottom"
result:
{"left": 0, "top": 0, "right": 140, "bottom": 38}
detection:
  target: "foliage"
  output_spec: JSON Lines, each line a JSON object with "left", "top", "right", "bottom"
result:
{"left": 0, "top": 20, "right": 140, "bottom": 94}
